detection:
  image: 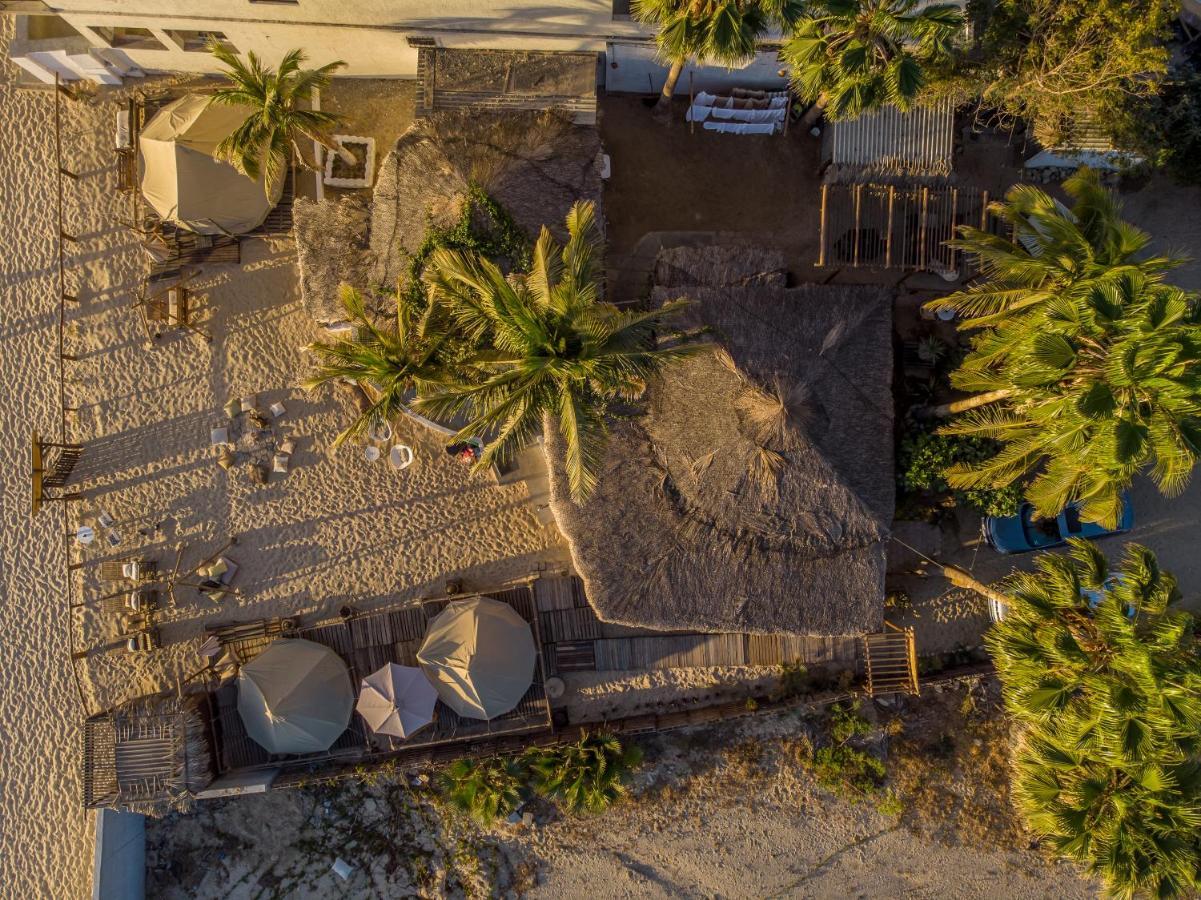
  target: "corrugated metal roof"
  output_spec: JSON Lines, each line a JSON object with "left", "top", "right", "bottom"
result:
{"left": 822, "top": 100, "right": 955, "bottom": 177}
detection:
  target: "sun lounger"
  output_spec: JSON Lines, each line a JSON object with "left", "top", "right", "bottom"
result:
{"left": 102, "top": 589, "right": 159, "bottom": 615}
{"left": 124, "top": 628, "right": 161, "bottom": 652}
{"left": 99, "top": 558, "right": 158, "bottom": 583}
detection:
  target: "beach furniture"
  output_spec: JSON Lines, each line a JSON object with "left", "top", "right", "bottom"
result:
{"left": 136, "top": 267, "right": 210, "bottom": 342}
{"left": 269, "top": 401, "right": 287, "bottom": 418}
{"left": 389, "top": 444, "right": 414, "bottom": 470}
{"left": 102, "top": 589, "right": 159, "bottom": 615}
{"left": 197, "top": 556, "right": 239, "bottom": 602}
{"left": 124, "top": 628, "right": 161, "bottom": 653}
{"left": 99, "top": 557, "right": 158, "bottom": 583}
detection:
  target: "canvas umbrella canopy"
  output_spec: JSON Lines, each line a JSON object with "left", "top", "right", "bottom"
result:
{"left": 139, "top": 93, "right": 281, "bottom": 235}
{"left": 355, "top": 663, "right": 439, "bottom": 739}
{"left": 417, "top": 597, "right": 536, "bottom": 720}
{"left": 237, "top": 639, "right": 354, "bottom": 754}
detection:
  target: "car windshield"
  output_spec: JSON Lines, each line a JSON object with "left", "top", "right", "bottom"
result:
{"left": 1063, "top": 506, "right": 1083, "bottom": 534}
{"left": 1020, "top": 507, "right": 1061, "bottom": 547}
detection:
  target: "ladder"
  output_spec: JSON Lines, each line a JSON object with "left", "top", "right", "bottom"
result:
{"left": 861, "top": 622, "right": 920, "bottom": 697}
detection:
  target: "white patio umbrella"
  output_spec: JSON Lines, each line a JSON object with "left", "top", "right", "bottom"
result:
{"left": 355, "top": 663, "right": 438, "bottom": 739}
{"left": 237, "top": 639, "right": 354, "bottom": 754}
{"left": 417, "top": 596, "right": 537, "bottom": 720}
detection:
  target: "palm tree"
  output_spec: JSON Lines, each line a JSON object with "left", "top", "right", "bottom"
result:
{"left": 919, "top": 171, "right": 1201, "bottom": 528}
{"left": 302, "top": 285, "right": 463, "bottom": 447}
{"left": 440, "top": 756, "right": 527, "bottom": 824}
{"left": 924, "top": 168, "right": 1176, "bottom": 329}
{"left": 987, "top": 540, "right": 1201, "bottom": 899}
{"left": 526, "top": 732, "right": 644, "bottom": 813}
{"left": 931, "top": 270, "right": 1201, "bottom": 527}
{"left": 417, "top": 200, "right": 701, "bottom": 503}
{"left": 782, "top": 0, "right": 964, "bottom": 129}
{"left": 632, "top": 0, "right": 805, "bottom": 114}
{"left": 207, "top": 43, "right": 348, "bottom": 197}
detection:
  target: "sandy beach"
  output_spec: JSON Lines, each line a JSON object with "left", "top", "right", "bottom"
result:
{"left": 0, "top": 18, "right": 566, "bottom": 897}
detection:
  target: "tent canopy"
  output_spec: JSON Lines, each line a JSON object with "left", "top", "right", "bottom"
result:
{"left": 355, "top": 663, "right": 438, "bottom": 739}
{"left": 417, "top": 597, "right": 536, "bottom": 720}
{"left": 139, "top": 93, "right": 281, "bottom": 235}
{"left": 237, "top": 639, "right": 353, "bottom": 754}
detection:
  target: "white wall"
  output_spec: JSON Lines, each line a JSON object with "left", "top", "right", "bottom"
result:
{"left": 605, "top": 43, "right": 786, "bottom": 95}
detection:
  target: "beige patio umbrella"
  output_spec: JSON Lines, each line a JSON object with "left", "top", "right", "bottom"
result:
{"left": 417, "top": 597, "right": 537, "bottom": 720}
{"left": 139, "top": 93, "right": 282, "bottom": 235}
{"left": 237, "top": 639, "right": 354, "bottom": 754}
{"left": 355, "top": 663, "right": 439, "bottom": 739}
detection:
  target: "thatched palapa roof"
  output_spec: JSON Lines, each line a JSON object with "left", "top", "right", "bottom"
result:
{"left": 369, "top": 110, "right": 604, "bottom": 287}
{"left": 548, "top": 247, "right": 895, "bottom": 636}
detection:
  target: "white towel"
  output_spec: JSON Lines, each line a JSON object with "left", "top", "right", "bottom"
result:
{"left": 702, "top": 121, "right": 779, "bottom": 136}
{"left": 706, "top": 106, "right": 787, "bottom": 124}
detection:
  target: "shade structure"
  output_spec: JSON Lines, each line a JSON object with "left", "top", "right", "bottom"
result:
{"left": 355, "top": 664, "right": 438, "bottom": 739}
{"left": 417, "top": 597, "right": 537, "bottom": 720}
{"left": 237, "top": 639, "right": 354, "bottom": 754}
{"left": 139, "top": 93, "right": 281, "bottom": 235}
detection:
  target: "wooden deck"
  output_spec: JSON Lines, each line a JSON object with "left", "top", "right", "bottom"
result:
{"left": 535, "top": 576, "right": 861, "bottom": 675}
{"left": 205, "top": 586, "right": 553, "bottom": 775}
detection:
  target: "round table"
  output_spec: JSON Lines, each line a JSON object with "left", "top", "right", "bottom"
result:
{"left": 75, "top": 525, "right": 95, "bottom": 546}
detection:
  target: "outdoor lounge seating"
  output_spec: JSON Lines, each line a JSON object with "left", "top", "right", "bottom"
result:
{"left": 102, "top": 589, "right": 159, "bottom": 615}
{"left": 99, "top": 558, "right": 158, "bottom": 583}
{"left": 123, "top": 628, "right": 161, "bottom": 653}
{"left": 197, "top": 556, "right": 239, "bottom": 603}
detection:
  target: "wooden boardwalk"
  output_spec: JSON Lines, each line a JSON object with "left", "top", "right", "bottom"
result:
{"left": 534, "top": 576, "right": 861, "bottom": 675}
{"left": 205, "top": 586, "right": 553, "bottom": 775}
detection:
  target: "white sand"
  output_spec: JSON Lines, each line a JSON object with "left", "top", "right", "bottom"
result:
{"left": 0, "top": 20, "right": 565, "bottom": 897}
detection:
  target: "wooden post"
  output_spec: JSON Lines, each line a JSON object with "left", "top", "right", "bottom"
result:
{"left": 688, "top": 70, "right": 694, "bottom": 136}
{"left": 852, "top": 184, "right": 862, "bottom": 268}
{"left": 884, "top": 185, "right": 895, "bottom": 269}
{"left": 817, "top": 183, "right": 829, "bottom": 267}
{"left": 60, "top": 229, "right": 78, "bottom": 244}
{"left": 949, "top": 187, "right": 959, "bottom": 271}
{"left": 59, "top": 166, "right": 78, "bottom": 181}
{"left": 918, "top": 186, "right": 930, "bottom": 269}
{"left": 62, "top": 292, "right": 78, "bottom": 303}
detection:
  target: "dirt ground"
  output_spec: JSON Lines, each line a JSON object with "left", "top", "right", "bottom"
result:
{"left": 316, "top": 78, "right": 418, "bottom": 196}
{"left": 145, "top": 679, "right": 1094, "bottom": 899}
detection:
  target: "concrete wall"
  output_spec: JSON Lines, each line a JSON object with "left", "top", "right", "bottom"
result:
{"left": 605, "top": 43, "right": 786, "bottom": 95}
{"left": 20, "top": 0, "right": 648, "bottom": 77}
{"left": 91, "top": 809, "right": 145, "bottom": 900}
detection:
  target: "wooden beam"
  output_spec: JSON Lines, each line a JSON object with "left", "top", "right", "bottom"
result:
{"left": 817, "top": 183, "right": 829, "bottom": 267}
{"left": 852, "top": 184, "right": 862, "bottom": 268}
{"left": 884, "top": 185, "right": 895, "bottom": 269}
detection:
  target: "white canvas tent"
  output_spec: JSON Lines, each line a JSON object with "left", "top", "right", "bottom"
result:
{"left": 417, "top": 597, "right": 536, "bottom": 720}
{"left": 237, "top": 639, "right": 354, "bottom": 754}
{"left": 139, "top": 94, "right": 281, "bottom": 235}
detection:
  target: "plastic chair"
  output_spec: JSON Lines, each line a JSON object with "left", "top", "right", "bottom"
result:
{"left": 389, "top": 444, "right": 414, "bottom": 470}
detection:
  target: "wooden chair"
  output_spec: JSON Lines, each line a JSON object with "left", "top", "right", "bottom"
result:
{"left": 135, "top": 268, "right": 211, "bottom": 343}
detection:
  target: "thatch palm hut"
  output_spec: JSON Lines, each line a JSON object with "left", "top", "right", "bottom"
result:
{"left": 294, "top": 109, "right": 603, "bottom": 325}
{"left": 547, "top": 247, "right": 895, "bottom": 635}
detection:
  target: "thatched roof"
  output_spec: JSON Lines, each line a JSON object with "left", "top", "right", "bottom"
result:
{"left": 369, "top": 110, "right": 603, "bottom": 287}
{"left": 293, "top": 195, "right": 372, "bottom": 325}
{"left": 547, "top": 247, "right": 895, "bottom": 636}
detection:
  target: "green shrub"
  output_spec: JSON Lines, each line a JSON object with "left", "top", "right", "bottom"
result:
{"left": 525, "top": 732, "right": 643, "bottom": 814}
{"left": 402, "top": 183, "right": 532, "bottom": 308}
{"left": 440, "top": 755, "right": 526, "bottom": 824}
{"left": 812, "top": 745, "right": 887, "bottom": 795}
{"left": 828, "top": 701, "right": 872, "bottom": 744}
{"left": 897, "top": 424, "right": 1023, "bottom": 517}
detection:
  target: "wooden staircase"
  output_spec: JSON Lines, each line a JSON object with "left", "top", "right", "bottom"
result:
{"left": 861, "top": 622, "right": 920, "bottom": 697}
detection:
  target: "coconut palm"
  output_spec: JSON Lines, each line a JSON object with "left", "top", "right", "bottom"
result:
{"left": 440, "top": 756, "right": 527, "bottom": 824}
{"left": 924, "top": 168, "right": 1177, "bottom": 329}
{"left": 526, "top": 732, "right": 643, "bottom": 813}
{"left": 207, "top": 43, "right": 348, "bottom": 196}
{"left": 782, "top": 0, "right": 964, "bottom": 129}
{"left": 417, "top": 200, "right": 701, "bottom": 503}
{"left": 987, "top": 540, "right": 1201, "bottom": 899}
{"left": 932, "top": 270, "right": 1201, "bottom": 527}
{"left": 632, "top": 0, "right": 806, "bottom": 114}
{"left": 302, "top": 285, "right": 463, "bottom": 448}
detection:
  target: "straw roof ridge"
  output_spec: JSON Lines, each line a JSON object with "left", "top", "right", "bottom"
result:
{"left": 546, "top": 246, "right": 894, "bottom": 636}
{"left": 293, "top": 195, "right": 373, "bottom": 325}
{"left": 369, "top": 111, "right": 602, "bottom": 287}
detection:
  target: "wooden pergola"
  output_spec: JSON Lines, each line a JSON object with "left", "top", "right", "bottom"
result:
{"left": 31, "top": 431, "right": 83, "bottom": 516}
{"left": 817, "top": 183, "right": 1000, "bottom": 274}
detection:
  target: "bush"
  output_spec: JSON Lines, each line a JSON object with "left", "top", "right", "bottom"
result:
{"left": 403, "top": 183, "right": 532, "bottom": 309}
{"left": 828, "top": 701, "right": 873, "bottom": 744}
{"left": 897, "top": 424, "right": 1023, "bottom": 518}
{"left": 1101, "top": 70, "right": 1201, "bottom": 187}
{"left": 440, "top": 756, "right": 526, "bottom": 824}
{"left": 525, "top": 732, "right": 643, "bottom": 814}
